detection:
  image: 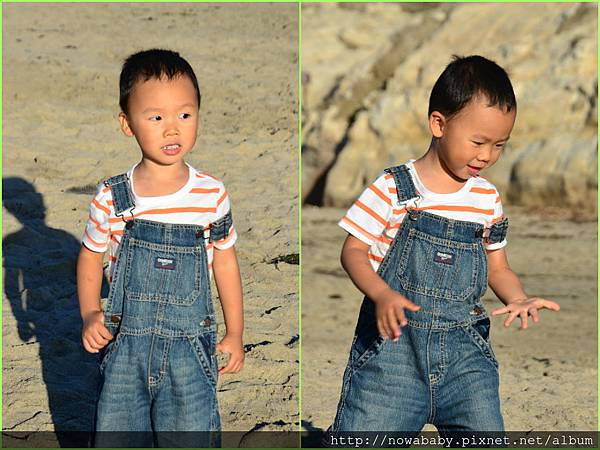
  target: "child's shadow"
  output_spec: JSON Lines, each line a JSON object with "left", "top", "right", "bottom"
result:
{"left": 3, "top": 177, "right": 108, "bottom": 447}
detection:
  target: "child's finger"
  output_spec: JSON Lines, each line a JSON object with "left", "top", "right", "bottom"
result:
{"left": 537, "top": 299, "right": 560, "bottom": 311}
{"left": 376, "top": 318, "right": 389, "bottom": 339}
{"left": 394, "top": 304, "right": 408, "bottom": 327}
{"left": 519, "top": 310, "right": 529, "bottom": 330}
{"left": 387, "top": 309, "right": 401, "bottom": 340}
{"left": 491, "top": 306, "right": 510, "bottom": 316}
{"left": 82, "top": 338, "right": 98, "bottom": 354}
{"left": 530, "top": 308, "right": 539, "bottom": 323}
{"left": 402, "top": 299, "right": 421, "bottom": 312}
{"left": 98, "top": 326, "right": 113, "bottom": 341}
{"left": 503, "top": 310, "right": 520, "bottom": 327}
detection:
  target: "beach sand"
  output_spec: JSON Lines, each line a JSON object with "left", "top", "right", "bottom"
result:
{"left": 301, "top": 206, "right": 597, "bottom": 434}
{"left": 3, "top": 3, "right": 298, "bottom": 445}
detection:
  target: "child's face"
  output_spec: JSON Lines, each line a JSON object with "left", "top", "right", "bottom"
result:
{"left": 119, "top": 75, "right": 199, "bottom": 166}
{"left": 430, "top": 94, "right": 516, "bottom": 181}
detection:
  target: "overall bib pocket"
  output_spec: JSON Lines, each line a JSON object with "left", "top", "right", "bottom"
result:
{"left": 396, "top": 228, "right": 480, "bottom": 301}
{"left": 124, "top": 238, "right": 204, "bottom": 305}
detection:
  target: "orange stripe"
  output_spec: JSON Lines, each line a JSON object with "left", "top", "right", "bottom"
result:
{"left": 88, "top": 214, "right": 109, "bottom": 234}
{"left": 368, "top": 184, "right": 392, "bottom": 206}
{"left": 377, "top": 233, "right": 393, "bottom": 245}
{"left": 84, "top": 230, "right": 106, "bottom": 248}
{"left": 102, "top": 186, "right": 110, "bottom": 193}
{"left": 196, "top": 172, "right": 219, "bottom": 181}
{"left": 191, "top": 188, "right": 220, "bottom": 194}
{"left": 384, "top": 174, "right": 393, "bottom": 180}
{"left": 387, "top": 222, "right": 402, "bottom": 229}
{"left": 392, "top": 207, "right": 407, "bottom": 215}
{"left": 470, "top": 187, "right": 496, "bottom": 194}
{"left": 107, "top": 200, "right": 114, "bottom": 206}
{"left": 495, "top": 196, "right": 501, "bottom": 204}
{"left": 108, "top": 207, "right": 217, "bottom": 223}
{"left": 419, "top": 205, "right": 495, "bottom": 215}
{"left": 341, "top": 216, "right": 379, "bottom": 242}
{"left": 389, "top": 187, "right": 397, "bottom": 194}
{"left": 368, "top": 253, "right": 384, "bottom": 263}
{"left": 92, "top": 199, "right": 110, "bottom": 215}
{"left": 491, "top": 215, "right": 505, "bottom": 224}
{"left": 355, "top": 200, "right": 387, "bottom": 226}
{"left": 112, "top": 229, "right": 124, "bottom": 236}
{"left": 216, "top": 192, "right": 228, "bottom": 207}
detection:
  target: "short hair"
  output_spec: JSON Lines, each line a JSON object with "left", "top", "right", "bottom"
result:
{"left": 428, "top": 55, "right": 516, "bottom": 118}
{"left": 119, "top": 49, "right": 201, "bottom": 114}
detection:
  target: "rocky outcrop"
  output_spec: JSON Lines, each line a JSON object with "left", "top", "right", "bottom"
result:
{"left": 302, "top": 3, "right": 597, "bottom": 211}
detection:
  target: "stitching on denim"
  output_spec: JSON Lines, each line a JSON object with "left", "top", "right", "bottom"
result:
{"left": 396, "top": 229, "right": 480, "bottom": 302}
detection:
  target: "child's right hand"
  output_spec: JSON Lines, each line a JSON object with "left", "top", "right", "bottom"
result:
{"left": 82, "top": 310, "right": 113, "bottom": 353}
{"left": 372, "top": 288, "right": 420, "bottom": 341}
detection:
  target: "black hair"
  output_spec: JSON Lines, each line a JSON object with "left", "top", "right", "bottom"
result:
{"left": 119, "top": 49, "right": 201, "bottom": 114}
{"left": 428, "top": 55, "right": 516, "bottom": 118}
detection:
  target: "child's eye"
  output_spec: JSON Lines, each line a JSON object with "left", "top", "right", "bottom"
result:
{"left": 149, "top": 115, "right": 162, "bottom": 121}
{"left": 472, "top": 141, "right": 484, "bottom": 146}
{"left": 179, "top": 113, "right": 192, "bottom": 119}
{"left": 495, "top": 143, "right": 506, "bottom": 149}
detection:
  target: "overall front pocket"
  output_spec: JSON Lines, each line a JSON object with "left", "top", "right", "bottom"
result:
{"left": 463, "top": 318, "right": 499, "bottom": 370}
{"left": 188, "top": 332, "right": 218, "bottom": 387}
{"left": 396, "top": 228, "right": 481, "bottom": 301}
{"left": 124, "top": 239, "right": 205, "bottom": 305}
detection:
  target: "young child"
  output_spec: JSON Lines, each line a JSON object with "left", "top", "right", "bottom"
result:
{"left": 76, "top": 49, "right": 244, "bottom": 446}
{"left": 329, "top": 55, "right": 560, "bottom": 436}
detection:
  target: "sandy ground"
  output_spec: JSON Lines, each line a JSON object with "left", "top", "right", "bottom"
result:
{"left": 2, "top": 2, "right": 298, "bottom": 446}
{"left": 302, "top": 206, "right": 597, "bottom": 434}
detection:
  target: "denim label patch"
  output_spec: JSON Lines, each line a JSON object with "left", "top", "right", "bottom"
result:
{"left": 154, "top": 257, "right": 176, "bottom": 270}
{"left": 434, "top": 251, "right": 455, "bottom": 265}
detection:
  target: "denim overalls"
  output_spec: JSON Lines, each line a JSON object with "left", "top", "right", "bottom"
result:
{"left": 94, "top": 174, "right": 231, "bottom": 447}
{"left": 331, "top": 165, "right": 508, "bottom": 435}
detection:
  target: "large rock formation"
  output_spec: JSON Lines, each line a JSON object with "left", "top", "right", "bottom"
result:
{"left": 302, "top": 3, "right": 597, "bottom": 211}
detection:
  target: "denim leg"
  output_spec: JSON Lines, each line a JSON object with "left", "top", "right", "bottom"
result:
{"left": 151, "top": 335, "right": 220, "bottom": 447}
{"left": 95, "top": 334, "right": 153, "bottom": 447}
{"left": 433, "top": 328, "right": 504, "bottom": 433}
{"left": 334, "top": 328, "right": 430, "bottom": 432}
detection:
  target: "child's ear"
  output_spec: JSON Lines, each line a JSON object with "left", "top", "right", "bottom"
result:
{"left": 119, "top": 112, "right": 135, "bottom": 137}
{"left": 428, "top": 111, "right": 446, "bottom": 138}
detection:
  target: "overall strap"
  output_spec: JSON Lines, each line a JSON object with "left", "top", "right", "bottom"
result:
{"left": 209, "top": 210, "right": 233, "bottom": 243}
{"left": 488, "top": 217, "right": 509, "bottom": 244}
{"left": 384, "top": 164, "right": 419, "bottom": 203}
{"left": 103, "top": 174, "right": 135, "bottom": 215}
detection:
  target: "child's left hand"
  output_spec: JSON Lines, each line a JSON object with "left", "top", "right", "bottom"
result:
{"left": 216, "top": 333, "right": 245, "bottom": 378}
{"left": 491, "top": 297, "right": 560, "bottom": 329}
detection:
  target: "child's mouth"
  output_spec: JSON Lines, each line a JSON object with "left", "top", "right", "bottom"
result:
{"left": 161, "top": 144, "right": 181, "bottom": 155}
{"left": 467, "top": 164, "right": 483, "bottom": 175}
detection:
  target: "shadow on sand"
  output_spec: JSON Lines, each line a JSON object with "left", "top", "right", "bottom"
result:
{"left": 2, "top": 177, "right": 108, "bottom": 447}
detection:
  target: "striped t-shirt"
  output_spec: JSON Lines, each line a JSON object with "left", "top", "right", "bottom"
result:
{"left": 339, "top": 160, "right": 506, "bottom": 272}
{"left": 82, "top": 163, "right": 237, "bottom": 280}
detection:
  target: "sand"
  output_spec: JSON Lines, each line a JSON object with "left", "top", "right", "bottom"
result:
{"left": 301, "top": 206, "right": 597, "bottom": 433}
{"left": 2, "top": 2, "right": 298, "bottom": 446}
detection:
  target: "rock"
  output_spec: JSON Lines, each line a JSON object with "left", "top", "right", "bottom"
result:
{"left": 302, "top": 3, "right": 597, "bottom": 212}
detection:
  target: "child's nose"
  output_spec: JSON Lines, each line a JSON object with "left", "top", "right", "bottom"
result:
{"left": 477, "top": 145, "right": 492, "bottom": 162}
{"left": 164, "top": 119, "right": 179, "bottom": 136}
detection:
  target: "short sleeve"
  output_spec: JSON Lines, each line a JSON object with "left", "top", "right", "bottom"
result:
{"left": 82, "top": 184, "right": 112, "bottom": 253}
{"left": 212, "top": 185, "right": 237, "bottom": 250}
{"left": 338, "top": 173, "right": 394, "bottom": 246}
{"left": 485, "top": 192, "right": 507, "bottom": 251}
